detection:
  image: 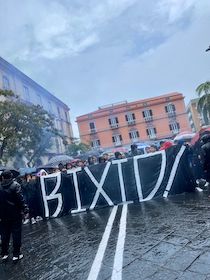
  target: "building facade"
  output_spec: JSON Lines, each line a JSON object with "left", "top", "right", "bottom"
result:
{"left": 0, "top": 57, "right": 73, "bottom": 154}
{"left": 77, "top": 92, "right": 190, "bottom": 150}
{"left": 187, "top": 98, "right": 201, "bottom": 132}
{"left": 187, "top": 98, "right": 209, "bottom": 132}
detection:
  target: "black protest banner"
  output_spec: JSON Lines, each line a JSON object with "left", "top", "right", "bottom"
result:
{"left": 39, "top": 145, "right": 195, "bottom": 218}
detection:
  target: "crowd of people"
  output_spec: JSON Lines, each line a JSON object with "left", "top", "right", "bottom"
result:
{"left": 0, "top": 131, "right": 210, "bottom": 262}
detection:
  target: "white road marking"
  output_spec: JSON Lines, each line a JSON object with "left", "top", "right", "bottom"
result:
{"left": 87, "top": 206, "right": 118, "bottom": 280}
{"left": 111, "top": 204, "right": 128, "bottom": 280}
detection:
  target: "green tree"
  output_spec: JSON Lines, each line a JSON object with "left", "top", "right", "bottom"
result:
{"left": 196, "top": 81, "right": 210, "bottom": 124}
{"left": 0, "top": 89, "right": 62, "bottom": 166}
{"left": 66, "top": 142, "right": 91, "bottom": 157}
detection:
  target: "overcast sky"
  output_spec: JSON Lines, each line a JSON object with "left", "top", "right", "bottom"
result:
{"left": 0, "top": 0, "right": 210, "bottom": 137}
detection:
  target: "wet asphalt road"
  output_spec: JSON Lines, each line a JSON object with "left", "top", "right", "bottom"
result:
{"left": 2, "top": 191, "right": 210, "bottom": 279}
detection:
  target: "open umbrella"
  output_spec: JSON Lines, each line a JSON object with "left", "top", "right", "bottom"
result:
{"left": 18, "top": 167, "right": 37, "bottom": 176}
{"left": 112, "top": 147, "right": 128, "bottom": 153}
{"left": 0, "top": 166, "right": 20, "bottom": 178}
{"left": 47, "top": 155, "right": 73, "bottom": 166}
{"left": 191, "top": 126, "right": 210, "bottom": 145}
{"left": 174, "top": 132, "right": 195, "bottom": 142}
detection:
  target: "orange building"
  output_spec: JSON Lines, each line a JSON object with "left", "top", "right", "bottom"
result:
{"left": 76, "top": 92, "right": 190, "bottom": 150}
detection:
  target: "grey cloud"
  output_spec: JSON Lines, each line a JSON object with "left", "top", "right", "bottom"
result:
{"left": 0, "top": 0, "right": 196, "bottom": 61}
{"left": 0, "top": 0, "right": 209, "bottom": 137}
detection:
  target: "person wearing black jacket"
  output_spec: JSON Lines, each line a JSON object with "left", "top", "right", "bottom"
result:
{"left": 0, "top": 170, "right": 28, "bottom": 261}
{"left": 201, "top": 134, "right": 210, "bottom": 183}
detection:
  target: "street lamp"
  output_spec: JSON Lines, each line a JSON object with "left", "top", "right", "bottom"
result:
{"left": 206, "top": 45, "right": 210, "bottom": 52}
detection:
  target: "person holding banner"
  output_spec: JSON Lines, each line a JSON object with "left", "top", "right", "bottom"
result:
{"left": 201, "top": 134, "right": 210, "bottom": 184}
{"left": 0, "top": 170, "right": 28, "bottom": 261}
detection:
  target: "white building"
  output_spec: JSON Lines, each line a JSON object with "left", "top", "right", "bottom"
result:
{"left": 0, "top": 56, "right": 73, "bottom": 157}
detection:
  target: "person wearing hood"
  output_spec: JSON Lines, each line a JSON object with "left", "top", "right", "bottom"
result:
{"left": 0, "top": 170, "right": 28, "bottom": 261}
{"left": 159, "top": 141, "right": 173, "bottom": 151}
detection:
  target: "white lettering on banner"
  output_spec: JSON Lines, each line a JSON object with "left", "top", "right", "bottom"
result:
{"left": 143, "top": 151, "right": 166, "bottom": 201}
{"left": 163, "top": 145, "right": 186, "bottom": 198}
{"left": 84, "top": 162, "right": 114, "bottom": 210}
{"left": 112, "top": 159, "right": 128, "bottom": 203}
{"left": 133, "top": 151, "right": 166, "bottom": 202}
{"left": 40, "top": 172, "right": 62, "bottom": 218}
{"left": 67, "top": 167, "right": 86, "bottom": 213}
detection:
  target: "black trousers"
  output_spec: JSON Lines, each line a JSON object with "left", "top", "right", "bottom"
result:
{"left": 0, "top": 219, "right": 22, "bottom": 257}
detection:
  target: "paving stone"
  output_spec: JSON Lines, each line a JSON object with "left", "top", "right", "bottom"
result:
{"left": 142, "top": 241, "right": 181, "bottom": 265}
{"left": 163, "top": 234, "right": 190, "bottom": 246}
{"left": 197, "top": 251, "right": 210, "bottom": 265}
{"left": 122, "top": 259, "right": 160, "bottom": 280}
{"left": 145, "top": 267, "right": 180, "bottom": 280}
{"left": 177, "top": 270, "right": 206, "bottom": 280}
{"left": 165, "top": 247, "right": 201, "bottom": 272}
{"left": 189, "top": 260, "right": 210, "bottom": 275}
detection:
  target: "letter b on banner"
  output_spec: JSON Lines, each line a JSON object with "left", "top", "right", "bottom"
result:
{"left": 40, "top": 172, "right": 63, "bottom": 218}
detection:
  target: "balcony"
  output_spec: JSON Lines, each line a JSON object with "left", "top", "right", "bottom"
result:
{"left": 171, "top": 129, "right": 179, "bottom": 135}
{"left": 114, "top": 141, "right": 122, "bottom": 147}
{"left": 110, "top": 124, "right": 119, "bottom": 129}
{"left": 127, "top": 120, "right": 136, "bottom": 126}
{"left": 144, "top": 116, "right": 153, "bottom": 122}
{"left": 131, "top": 137, "right": 139, "bottom": 143}
{"left": 168, "top": 111, "right": 176, "bottom": 118}
{"left": 90, "top": 128, "right": 97, "bottom": 134}
{"left": 148, "top": 134, "right": 156, "bottom": 140}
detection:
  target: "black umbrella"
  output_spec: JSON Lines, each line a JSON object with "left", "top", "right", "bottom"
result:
{"left": 18, "top": 167, "right": 37, "bottom": 176}
{"left": 37, "top": 165, "right": 56, "bottom": 170}
{"left": 0, "top": 166, "right": 20, "bottom": 178}
{"left": 47, "top": 155, "right": 73, "bottom": 166}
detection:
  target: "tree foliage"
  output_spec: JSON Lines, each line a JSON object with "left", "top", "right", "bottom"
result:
{"left": 0, "top": 89, "right": 61, "bottom": 166}
{"left": 66, "top": 142, "right": 90, "bottom": 157}
{"left": 196, "top": 81, "right": 210, "bottom": 123}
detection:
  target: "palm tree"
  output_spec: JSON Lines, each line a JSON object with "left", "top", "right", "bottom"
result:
{"left": 196, "top": 81, "right": 210, "bottom": 124}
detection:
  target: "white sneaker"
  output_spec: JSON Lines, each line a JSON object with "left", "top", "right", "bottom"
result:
{"left": 12, "top": 254, "right": 23, "bottom": 261}
{"left": 196, "top": 187, "right": 203, "bottom": 192}
{"left": 31, "top": 218, "right": 37, "bottom": 224}
{"left": 2, "top": 255, "right": 8, "bottom": 261}
{"left": 23, "top": 218, "right": 30, "bottom": 225}
{"left": 36, "top": 216, "right": 43, "bottom": 222}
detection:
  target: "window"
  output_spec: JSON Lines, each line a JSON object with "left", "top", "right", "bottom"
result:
{"left": 65, "top": 111, "right": 69, "bottom": 122}
{"left": 3, "top": 76, "right": 10, "bottom": 90}
{"left": 56, "top": 119, "right": 61, "bottom": 131}
{"left": 91, "top": 139, "right": 100, "bottom": 148}
{"left": 60, "top": 121, "right": 64, "bottom": 132}
{"left": 108, "top": 117, "right": 119, "bottom": 128}
{"left": 57, "top": 107, "right": 61, "bottom": 119}
{"left": 55, "top": 138, "right": 60, "bottom": 152}
{"left": 146, "top": 127, "right": 157, "bottom": 139}
{"left": 125, "top": 113, "right": 136, "bottom": 125}
{"left": 89, "top": 122, "right": 96, "bottom": 133}
{"left": 129, "top": 130, "right": 139, "bottom": 141}
{"left": 142, "top": 109, "right": 153, "bottom": 122}
{"left": 112, "top": 135, "right": 122, "bottom": 146}
{"left": 165, "top": 103, "right": 176, "bottom": 117}
{"left": 48, "top": 101, "right": 53, "bottom": 113}
{"left": 37, "top": 94, "right": 42, "bottom": 106}
{"left": 169, "top": 122, "right": 180, "bottom": 134}
{"left": 23, "top": 85, "right": 30, "bottom": 101}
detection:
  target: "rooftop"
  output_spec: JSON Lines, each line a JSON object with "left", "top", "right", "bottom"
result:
{"left": 0, "top": 56, "right": 69, "bottom": 110}
{"left": 77, "top": 92, "right": 183, "bottom": 120}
